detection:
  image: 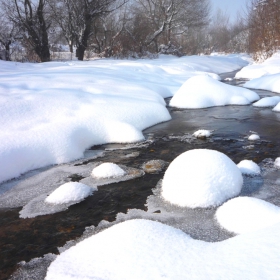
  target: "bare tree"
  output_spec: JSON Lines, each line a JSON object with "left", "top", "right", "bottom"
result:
{"left": 0, "top": 13, "right": 20, "bottom": 61}
{"left": 1, "top": 0, "right": 52, "bottom": 62}
{"left": 208, "top": 9, "right": 231, "bottom": 52}
{"left": 125, "top": 0, "right": 210, "bottom": 54}
{"left": 48, "top": 0, "right": 127, "bottom": 60}
{"left": 247, "top": 0, "right": 280, "bottom": 60}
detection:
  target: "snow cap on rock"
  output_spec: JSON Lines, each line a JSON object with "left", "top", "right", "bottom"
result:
{"left": 161, "top": 149, "right": 243, "bottom": 208}
{"left": 237, "top": 160, "right": 260, "bottom": 175}
{"left": 193, "top": 129, "right": 212, "bottom": 139}
{"left": 45, "top": 182, "right": 93, "bottom": 204}
{"left": 274, "top": 157, "right": 280, "bottom": 168}
{"left": 248, "top": 134, "right": 260, "bottom": 141}
{"left": 91, "top": 162, "right": 126, "bottom": 179}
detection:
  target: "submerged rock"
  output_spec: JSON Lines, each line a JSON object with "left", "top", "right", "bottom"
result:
{"left": 141, "top": 160, "right": 169, "bottom": 174}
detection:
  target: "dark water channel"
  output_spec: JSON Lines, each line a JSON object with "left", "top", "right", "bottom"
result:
{"left": 1, "top": 70, "right": 280, "bottom": 279}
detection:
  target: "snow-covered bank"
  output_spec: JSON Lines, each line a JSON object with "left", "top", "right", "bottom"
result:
{"left": 0, "top": 54, "right": 249, "bottom": 184}
{"left": 236, "top": 52, "right": 280, "bottom": 112}
{"left": 45, "top": 219, "right": 280, "bottom": 280}
{"left": 236, "top": 52, "right": 280, "bottom": 79}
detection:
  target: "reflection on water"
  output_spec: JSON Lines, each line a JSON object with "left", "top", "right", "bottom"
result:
{"left": 2, "top": 73, "right": 280, "bottom": 279}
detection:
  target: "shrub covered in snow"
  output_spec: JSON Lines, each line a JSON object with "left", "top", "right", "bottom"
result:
{"left": 91, "top": 163, "right": 126, "bottom": 179}
{"left": 237, "top": 160, "right": 260, "bottom": 175}
{"left": 158, "top": 43, "right": 183, "bottom": 57}
{"left": 216, "top": 197, "right": 280, "bottom": 234}
{"left": 45, "top": 182, "right": 93, "bottom": 204}
{"left": 161, "top": 149, "right": 243, "bottom": 208}
{"left": 169, "top": 75, "right": 259, "bottom": 109}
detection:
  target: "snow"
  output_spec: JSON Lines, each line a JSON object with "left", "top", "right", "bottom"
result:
{"left": 253, "top": 96, "right": 280, "bottom": 107}
{"left": 45, "top": 218, "right": 280, "bottom": 280}
{"left": 272, "top": 102, "right": 280, "bottom": 112}
{"left": 237, "top": 160, "right": 261, "bottom": 175}
{"left": 169, "top": 75, "right": 259, "bottom": 109}
{"left": 17, "top": 163, "right": 143, "bottom": 218}
{"left": 161, "top": 149, "right": 243, "bottom": 208}
{"left": 91, "top": 163, "right": 126, "bottom": 178}
{"left": 248, "top": 134, "right": 260, "bottom": 141}
{"left": 45, "top": 182, "right": 93, "bottom": 204}
{"left": 274, "top": 157, "right": 280, "bottom": 168}
{"left": 193, "top": 129, "right": 212, "bottom": 138}
{"left": 235, "top": 52, "right": 280, "bottom": 79}
{"left": 0, "top": 54, "right": 248, "bottom": 184}
{"left": 216, "top": 197, "right": 280, "bottom": 234}
{"left": 244, "top": 73, "right": 280, "bottom": 94}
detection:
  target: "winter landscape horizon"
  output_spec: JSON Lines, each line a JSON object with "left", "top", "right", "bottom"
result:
{"left": 1, "top": 0, "right": 280, "bottom": 279}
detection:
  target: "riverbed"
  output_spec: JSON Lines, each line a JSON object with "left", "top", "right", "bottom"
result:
{"left": 1, "top": 70, "right": 280, "bottom": 279}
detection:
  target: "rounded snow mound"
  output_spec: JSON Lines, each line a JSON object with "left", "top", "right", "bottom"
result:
{"left": 248, "top": 134, "right": 260, "bottom": 141}
{"left": 253, "top": 96, "right": 280, "bottom": 107}
{"left": 161, "top": 149, "right": 243, "bottom": 208}
{"left": 274, "top": 157, "right": 280, "bottom": 169}
{"left": 237, "top": 160, "right": 260, "bottom": 175}
{"left": 216, "top": 197, "right": 280, "bottom": 234}
{"left": 91, "top": 162, "right": 126, "bottom": 179}
{"left": 169, "top": 75, "right": 259, "bottom": 109}
{"left": 193, "top": 129, "right": 212, "bottom": 138}
{"left": 272, "top": 102, "right": 280, "bottom": 112}
{"left": 45, "top": 182, "right": 93, "bottom": 204}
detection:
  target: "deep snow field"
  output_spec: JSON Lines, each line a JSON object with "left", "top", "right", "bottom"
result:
{"left": 1, "top": 53, "right": 280, "bottom": 279}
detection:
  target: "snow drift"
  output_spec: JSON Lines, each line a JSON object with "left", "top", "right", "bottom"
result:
{"left": 45, "top": 218, "right": 280, "bottom": 280}
{"left": 0, "top": 54, "right": 249, "bottom": 184}
{"left": 169, "top": 75, "right": 259, "bottom": 109}
{"left": 216, "top": 197, "right": 280, "bottom": 234}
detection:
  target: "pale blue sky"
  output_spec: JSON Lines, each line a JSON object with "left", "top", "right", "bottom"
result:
{"left": 211, "top": 0, "right": 248, "bottom": 21}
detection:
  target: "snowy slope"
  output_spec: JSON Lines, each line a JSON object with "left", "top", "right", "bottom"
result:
{"left": 45, "top": 219, "right": 280, "bottom": 280}
{"left": 0, "top": 54, "right": 249, "bottom": 183}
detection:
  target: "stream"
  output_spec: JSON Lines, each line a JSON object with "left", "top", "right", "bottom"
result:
{"left": 1, "top": 70, "right": 280, "bottom": 279}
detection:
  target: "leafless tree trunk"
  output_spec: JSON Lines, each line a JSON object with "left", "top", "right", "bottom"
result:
{"left": 1, "top": 0, "right": 51, "bottom": 62}
{"left": 48, "top": 0, "right": 127, "bottom": 61}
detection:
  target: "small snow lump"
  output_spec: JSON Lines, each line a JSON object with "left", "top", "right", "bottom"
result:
{"left": 248, "top": 134, "right": 260, "bottom": 141}
{"left": 274, "top": 157, "right": 280, "bottom": 169}
{"left": 193, "top": 129, "right": 212, "bottom": 139}
{"left": 91, "top": 162, "right": 126, "bottom": 179}
{"left": 161, "top": 149, "right": 243, "bottom": 208}
{"left": 45, "top": 182, "right": 93, "bottom": 204}
{"left": 237, "top": 160, "right": 260, "bottom": 175}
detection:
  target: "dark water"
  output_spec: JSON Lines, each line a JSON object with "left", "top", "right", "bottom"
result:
{"left": 1, "top": 71, "right": 280, "bottom": 279}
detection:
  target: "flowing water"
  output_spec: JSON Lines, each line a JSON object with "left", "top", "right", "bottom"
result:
{"left": 1, "top": 70, "right": 280, "bottom": 279}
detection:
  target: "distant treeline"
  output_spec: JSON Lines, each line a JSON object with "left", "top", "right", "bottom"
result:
{"left": 0, "top": 0, "right": 278, "bottom": 62}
